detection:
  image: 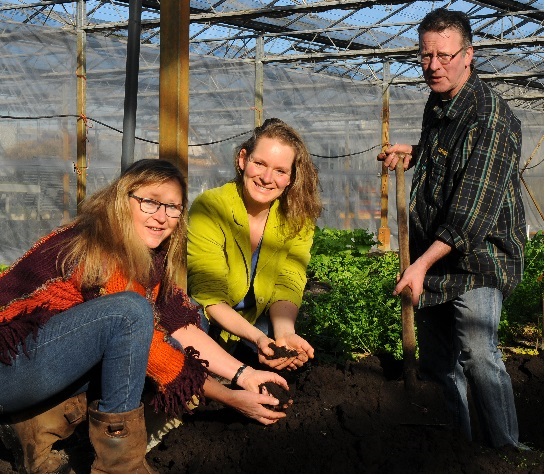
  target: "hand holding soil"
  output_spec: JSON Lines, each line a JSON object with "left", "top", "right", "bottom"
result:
{"left": 259, "top": 381, "right": 293, "bottom": 411}
{"left": 263, "top": 342, "right": 299, "bottom": 360}
{"left": 259, "top": 340, "right": 313, "bottom": 371}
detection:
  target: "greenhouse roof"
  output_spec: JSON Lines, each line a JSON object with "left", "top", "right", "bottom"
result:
{"left": 0, "top": 0, "right": 542, "bottom": 261}
{"left": 0, "top": 0, "right": 542, "bottom": 110}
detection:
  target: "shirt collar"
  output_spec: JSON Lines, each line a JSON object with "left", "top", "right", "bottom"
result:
{"left": 431, "top": 69, "right": 478, "bottom": 120}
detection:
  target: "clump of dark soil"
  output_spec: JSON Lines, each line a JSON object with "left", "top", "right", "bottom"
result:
{"left": 264, "top": 342, "right": 299, "bottom": 359}
{"left": 259, "top": 381, "right": 292, "bottom": 410}
{"left": 0, "top": 348, "right": 542, "bottom": 474}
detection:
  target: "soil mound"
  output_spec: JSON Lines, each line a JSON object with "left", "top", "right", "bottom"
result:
{"left": 0, "top": 349, "right": 542, "bottom": 473}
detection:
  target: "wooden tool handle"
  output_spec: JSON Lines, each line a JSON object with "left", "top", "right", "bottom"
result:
{"left": 395, "top": 160, "right": 417, "bottom": 391}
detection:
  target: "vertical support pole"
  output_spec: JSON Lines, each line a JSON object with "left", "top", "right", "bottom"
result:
{"left": 519, "top": 135, "right": 544, "bottom": 220}
{"left": 378, "top": 61, "right": 391, "bottom": 250}
{"left": 121, "top": 0, "right": 142, "bottom": 173}
{"left": 61, "top": 82, "right": 70, "bottom": 225}
{"left": 344, "top": 124, "right": 351, "bottom": 229}
{"left": 76, "top": 0, "right": 87, "bottom": 213}
{"left": 159, "top": 0, "right": 189, "bottom": 288}
{"left": 62, "top": 127, "right": 70, "bottom": 224}
{"left": 254, "top": 35, "right": 264, "bottom": 127}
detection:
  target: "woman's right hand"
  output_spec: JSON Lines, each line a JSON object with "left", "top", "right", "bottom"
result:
{"left": 225, "top": 388, "right": 288, "bottom": 425}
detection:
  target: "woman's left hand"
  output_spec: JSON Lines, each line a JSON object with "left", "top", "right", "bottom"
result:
{"left": 275, "top": 333, "right": 314, "bottom": 370}
{"left": 235, "top": 366, "right": 290, "bottom": 394}
{"left": 267, "top": 302, "right": 315, "bottom": 370}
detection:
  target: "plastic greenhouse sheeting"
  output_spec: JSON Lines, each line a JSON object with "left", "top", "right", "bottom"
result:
{"left": 0, "top": 21, "right": 542, "bottom": 264}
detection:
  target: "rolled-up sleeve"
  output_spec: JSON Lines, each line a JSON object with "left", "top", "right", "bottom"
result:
{"left": 435, "top": 113, "right": 520, "bottom": 255}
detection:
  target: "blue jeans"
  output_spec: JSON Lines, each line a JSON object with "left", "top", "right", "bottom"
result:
{"left": 416, "top": 287, "right": 519, "bottom": 448}
{"left": 0, "top": 292, "right": 153, "bottom": 415}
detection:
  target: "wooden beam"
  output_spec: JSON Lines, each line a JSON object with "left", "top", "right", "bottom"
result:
{"left": 159, "top": 0, "right": 189, "bottom": 288}
{"left": 378, "top": 60, "right": 390, "bottom": 251}
{"left": 75, "top": 0, "right": 87, "bottom": 213}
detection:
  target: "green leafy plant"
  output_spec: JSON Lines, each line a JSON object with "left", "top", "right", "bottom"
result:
{"left": 310, "top": 226, "right": 377, "bottom": 257}
{"left": 500, "top": 231, "right": 544, "bottom": 350}
{"left": 298, "top": 227, "right": 403, "bottom": 362}
{"left": 299, "top": 227, "right": 544, "bottom": 363}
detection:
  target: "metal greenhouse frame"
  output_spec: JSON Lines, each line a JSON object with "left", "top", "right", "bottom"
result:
{"left": 0, "top": 0, "right": 542, "bottom": 263}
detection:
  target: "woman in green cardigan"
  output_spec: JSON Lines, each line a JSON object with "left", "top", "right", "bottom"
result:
{"left": 187, "top": 118, "right": 322, "bottom": 371}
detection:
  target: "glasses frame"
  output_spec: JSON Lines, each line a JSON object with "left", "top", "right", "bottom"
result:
{"left": 129, "top": 193, "right": 183, "bottom": 218}
{"left": 417, "top": 47, "right": 465, "bottom": 66}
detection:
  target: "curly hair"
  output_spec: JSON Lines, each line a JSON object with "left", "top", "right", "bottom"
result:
{"left": 233, "top": 118, "right": 322, "bottom": 236}
{"left": 60, "top": 159, "right": 186, "bottom": 295}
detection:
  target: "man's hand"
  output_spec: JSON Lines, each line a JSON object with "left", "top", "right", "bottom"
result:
{"left": 393, "top": 241, "right": 453, "bottom": 307}
{"left": 393, "top": 261, "right": 427, "bottom": 307}
{"left": 377, "top": 143, "right": 414, "bottom": 171}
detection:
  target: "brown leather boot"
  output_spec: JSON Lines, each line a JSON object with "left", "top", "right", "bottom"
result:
{"left": 1, "top": 393, "right": 87, "bottom": 473}
{"left": 88, "top": 401, "right": 156, "bottom": 474}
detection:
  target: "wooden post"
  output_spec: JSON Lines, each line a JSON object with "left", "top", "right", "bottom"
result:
{"left": 61, "top": 82, "right": 70, "bottom": 225}
{"left": 75, "top": 0, "right": 87, "bottom": 213}
{"left": 344, "top": 124, "right": 351, "bottom": 229}
{"left": 254, "top": 35, "right": 264, "bottom": 127}
{"left": 378, "top": 61, "right": 391, "bottom": 250}
{"left": 520, "top": 135, "right": 544, "bottom": 220}
{"left": 159, "top": 0, "right": 190, "bottom": 289}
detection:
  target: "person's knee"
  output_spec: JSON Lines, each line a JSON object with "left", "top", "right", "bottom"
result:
{"left": 459, "top": 345, "right": 502, "bottom": 375}
{"left": 113, "top": 292, "right": 154, "bottom": 332}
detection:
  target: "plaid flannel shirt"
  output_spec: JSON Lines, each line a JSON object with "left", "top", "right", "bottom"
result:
{"left": 410, "top": 70, "right": 526, "bottom": 308}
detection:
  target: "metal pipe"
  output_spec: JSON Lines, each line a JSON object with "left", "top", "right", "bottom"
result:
{"left": 121, "top": 0, "right": 142, "bottom": 173}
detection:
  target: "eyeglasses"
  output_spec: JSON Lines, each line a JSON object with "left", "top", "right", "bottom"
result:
{"left": 129, "top": 193, "right": 183, "bottom": 218}
{"left": 417, "top": 47, "right": 465, "bottom": 65}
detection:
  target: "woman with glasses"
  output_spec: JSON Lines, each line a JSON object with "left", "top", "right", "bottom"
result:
{"left": 0, "top": 159, "right": 290, "bottom": 474}
{"left": 187, "top": 118, "right": 322, "bottom": 371}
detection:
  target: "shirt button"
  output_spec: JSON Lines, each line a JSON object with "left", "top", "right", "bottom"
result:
{"left": 257, "top": 297, "right": 265, "bottom": 304}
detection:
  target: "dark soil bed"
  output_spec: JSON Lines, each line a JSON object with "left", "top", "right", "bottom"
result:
{"left": 0, "top": 348, "right": 542, "bottom": 474}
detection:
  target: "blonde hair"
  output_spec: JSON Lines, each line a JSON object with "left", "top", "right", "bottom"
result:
{"left": 233, "top": 118, "right": 322, "bottom": 236}
{"left": 61, "top": 159, "right": 186, "bottom": 295}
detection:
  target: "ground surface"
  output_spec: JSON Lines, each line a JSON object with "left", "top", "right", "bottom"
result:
{"left": 0, "top": 348, "right": 542, "bottom": 474}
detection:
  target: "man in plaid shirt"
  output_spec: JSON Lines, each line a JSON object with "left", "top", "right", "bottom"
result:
{"left": 378, "top": 8, "right": 526, "bottom": 449}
